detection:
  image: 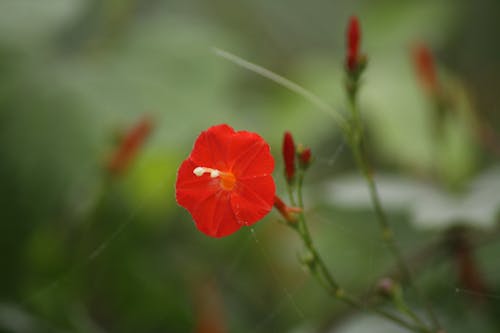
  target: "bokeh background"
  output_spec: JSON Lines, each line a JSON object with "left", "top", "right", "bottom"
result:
{"left": 1, "top": 0, "right": 500, "bottom": 332}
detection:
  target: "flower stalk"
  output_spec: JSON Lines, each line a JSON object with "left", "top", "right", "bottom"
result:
{"left": 277, "top": 133, "right": 430, "bottom": 332}
{"left": 344, "top": 19, "right": 441, "bottom": 331}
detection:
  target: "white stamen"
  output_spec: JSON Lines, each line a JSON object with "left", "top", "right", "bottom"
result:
{"left": 193, "top": 167, "right": 206, "bottom": 177}
{"left": 193, "top": 166, "right": 221, "bottom": 178}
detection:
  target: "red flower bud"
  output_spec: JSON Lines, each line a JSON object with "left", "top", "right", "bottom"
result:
{"left": 282, "top": 131, "right": 296, "bottom": 183}
{"left": 298, "top": 146, "right": 312, "bottom": 169}
{"left": 412, "top": 43, "right": 439, "bottom": 94}
{"left": 346, "top": 16, "right": 361, "bottom": 72}
{"left": 107, "top": 115, "right": 153, "bottom": 176}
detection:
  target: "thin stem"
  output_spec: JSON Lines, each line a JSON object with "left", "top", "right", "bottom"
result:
{"left": 293, "top": 172, "right": 426, "bottom": 333}
{"left": 352, "top": 145, "right": 409, "bottom": 278}
{"left": 287, "top": 184, "right": 297, "bottom": 207}
{"left": 399, "top": 301, "right": 430, "bottom": 330}
{"left": 347, "top": 91, "right": 441, "bottom": 331}
{"left": 314, "top": 245, "right": 427, "bottom": 332}
{"left": 339, "top": 293, "right": 429, "bottom": 333}
{"left": 296, "top": 171, "right": 312, "bottom": 247}
{"left": 213, "top": 48, "right": 350, "bottom": 135}
{"left": 298, "top": 222, "right": 430, "bottom": 333}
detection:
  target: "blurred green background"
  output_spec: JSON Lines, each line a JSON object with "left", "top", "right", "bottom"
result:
{"left": 1, "top": 0, "right": 500, "bottom": 332}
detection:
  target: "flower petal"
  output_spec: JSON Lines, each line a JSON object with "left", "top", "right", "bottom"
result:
{"left": 176, "top": 158, "right": 218, "bottom": 201}
{"left": 176, "top": 159, "right": 220, "bottom": 223}
{"left": 191, "top": 191, "right": 241, "bottom": 237}
{"left": 189, "top": 124, "right": 234, "bottom": 170}
{"left": 231, "top": 175, "right": 275, "bottom": 225}
{"left": 229, "top": 131, "right": 274, "bottom": 178}
{"left": 176, "top": 157, "right": 243, "bottom": 237}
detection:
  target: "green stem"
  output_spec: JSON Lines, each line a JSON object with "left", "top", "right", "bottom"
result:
{"left": 311, "top": 246, "right": 426, "bottom": 332}
{"left": 293, "top": 172, "right": 428, "bottom": 333}
{"left": 287, "top": 183, "right": 297, "bottom": 207}
{"left": 398, "top": 300, "right": 430, "bottom": 331}
{"left": 347, "top": 90, "right": 441, "bottom": 331}
{"left": 352, "top": 145, "right": 409, "bottom": 278}
{"left": 339, "top": 293, "right": 429, "bottom": 333}
{"left": 296, "top": 171, "right": 312, "bottom": 247}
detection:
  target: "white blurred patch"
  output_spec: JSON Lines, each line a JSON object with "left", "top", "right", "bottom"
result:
{"left": 324, "top": 167, "right": 500, "bottom": 230}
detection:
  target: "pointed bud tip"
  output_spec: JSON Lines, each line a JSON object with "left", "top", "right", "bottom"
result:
{"left": 345, "top": 16, "right": 363, "bottom": 74}
{"left": 347, "top": 17, "right": 361, "bottom": 48}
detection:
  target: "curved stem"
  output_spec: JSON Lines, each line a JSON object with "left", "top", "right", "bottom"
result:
{"left": 293, "top": 172, "right": 429, "bottom": 333}
{"left": 352, "top": 145, "right": 409, "bottom": 278}
{"left": 347, "top": 95, "right": 441, "bottom": 331}
{"left": 213, "top": 48, "right": 351, "bottom": 135}
{"left": 339, "top": 293, "right": 429, "bottom": 333}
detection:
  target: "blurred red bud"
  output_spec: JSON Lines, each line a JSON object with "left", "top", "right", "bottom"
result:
{"left": 346, "top": 16, "right": 361, "bottom": 72}
{"left": 412, "top": 43, "right": 439, "bottom": 94}
{"left": 107, "top": 115, "right": 153, "bottom": 176}
{"left": 282, "top": 131, "right": 296, "bottom": 183}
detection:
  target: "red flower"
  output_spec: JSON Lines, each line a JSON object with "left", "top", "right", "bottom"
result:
{"left": 282, "top": 131, "right": 296, "bottom": 183}
{"left": 176, "top": 124, "right": 276, "bottom": 238}
{"left": 107, "top": 115, "right": 153, "bottom": 175}
{"left": 346, "top": 16, "right": 361, "bottom": 72}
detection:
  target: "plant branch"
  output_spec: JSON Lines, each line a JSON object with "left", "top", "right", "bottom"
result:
{"left": 291, "top": 171, "right": 429, "bottom": 333}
